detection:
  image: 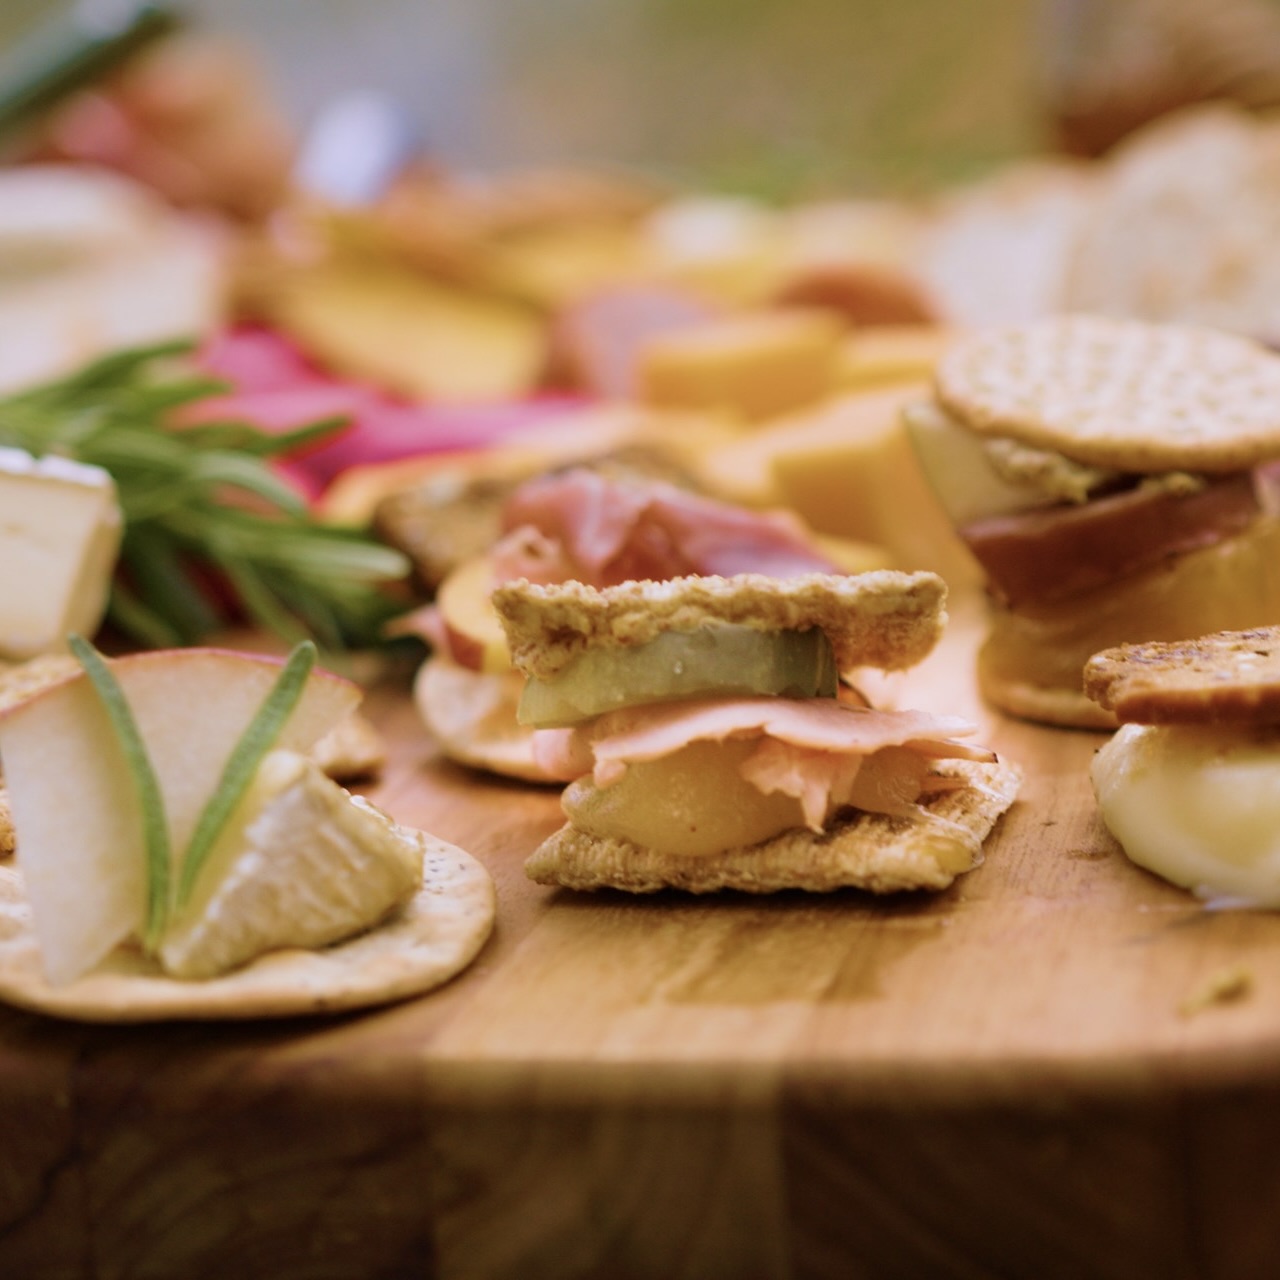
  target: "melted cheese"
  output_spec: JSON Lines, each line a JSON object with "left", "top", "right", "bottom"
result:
{"left": 1091, "top": 723, "right": 1280, "bottom": 904}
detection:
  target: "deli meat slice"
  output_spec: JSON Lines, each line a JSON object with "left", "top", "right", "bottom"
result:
{"left": 533, "top": 697, "right": 996, "bottom": 828}
{"left": 497, "top": 469, "right": 839, "bottom": 585}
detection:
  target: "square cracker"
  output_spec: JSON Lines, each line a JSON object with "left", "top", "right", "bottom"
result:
{"left": 526, "top": 758, "right": 1022, "bottom": 894}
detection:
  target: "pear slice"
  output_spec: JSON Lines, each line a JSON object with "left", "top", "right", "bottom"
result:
{"left": 0, "top": 648, "right": 359, "bottom": 985}
{"left": 158, "top": 751, "right": 422, "bottom": 980}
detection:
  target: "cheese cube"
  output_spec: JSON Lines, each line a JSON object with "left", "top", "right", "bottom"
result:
{"left": 0, "top": 447, "right": 123, "bottom": 659}
{"left": 767, "top": 388, "right": 982, "bottom": 588}
{"left": 637, "top": 309, "right": 843, "bottom": 422}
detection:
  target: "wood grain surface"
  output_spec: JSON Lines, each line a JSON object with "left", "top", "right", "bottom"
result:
{"left": 4, "top": 592, "right": 1280, "bottom": 1280}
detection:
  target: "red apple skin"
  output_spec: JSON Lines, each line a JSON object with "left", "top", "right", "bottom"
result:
{"left": 960, "top": 472, "right": 1261, "bottom": 607}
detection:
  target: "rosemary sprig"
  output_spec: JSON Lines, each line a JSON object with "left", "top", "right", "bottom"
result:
{"left": 0, "top": 342, "right": 409, "bottom": 651}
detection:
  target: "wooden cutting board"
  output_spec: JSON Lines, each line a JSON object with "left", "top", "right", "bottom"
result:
{"left": 3, "top": 593, "right": 1280, "bottom": 1280}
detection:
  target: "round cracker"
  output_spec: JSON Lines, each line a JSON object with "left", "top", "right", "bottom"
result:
{"left": 977, "top": 657, "right": 1118, "bottom": 731}
{"left": 935, "top": 315, "right": 1280, "bottom": 472}
{"left": 1084, "top": 625, "right": 1280, "bottom": 725}
{"left": 0, "top": 835, "right": 495, "bottom": 1022}
{"left": 413, "top": 657, "right": 555, "bottom": 783}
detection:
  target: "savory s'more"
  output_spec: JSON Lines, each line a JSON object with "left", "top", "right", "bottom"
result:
{"left": 1087, "top": 626, "right": 1280, "bottom": 904}
{"left": 907, "top": 315, "right": 1280, "bottom": 728}
{"left": 492, "top": 571, "right": 1021, "bottom": 893}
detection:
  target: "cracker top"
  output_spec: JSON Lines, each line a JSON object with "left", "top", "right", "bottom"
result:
{"left": 934, "top": 315, "right": 1280, "bottom": 472}
{"left": 492, "top": 571, "right": 947, "bottom": 682}
{"left": 1084, "top": 626, "right": 1280, "bottom": 725}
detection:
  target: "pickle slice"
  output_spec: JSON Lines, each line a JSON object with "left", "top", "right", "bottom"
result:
{"left": 517, "top": 625, "right": 838, "bottom": 727}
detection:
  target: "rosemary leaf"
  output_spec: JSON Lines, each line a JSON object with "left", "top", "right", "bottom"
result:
{"left": 176, "top": 640, "right": 317, "bottom": 909}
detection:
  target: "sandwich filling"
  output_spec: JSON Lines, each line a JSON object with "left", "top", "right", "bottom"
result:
{"left": 535, "top": 697, "right": 993, "bottom": 856}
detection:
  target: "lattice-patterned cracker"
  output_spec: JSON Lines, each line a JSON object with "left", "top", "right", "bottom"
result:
{"left": 934, "top": 315, "right": 1280, "bottom": 472}
{"left": 526, "top": 759, "right": 1021, "bottom": 894}
{"left": 493, "top": 571, "right": 947, "bottom": 683}
{"left": 1084, "top": 625, "right": 1280, "bottom": 725}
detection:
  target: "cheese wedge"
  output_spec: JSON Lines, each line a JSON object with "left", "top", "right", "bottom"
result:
{"left": 1092, "top": 722, "right": 1280, "bottom": 904}
{"left": 159, "top": 751, "right": 422, "bottom": 979}
{"left": 0, "top": 447, "right": 122, "bottom": 660}
{"left": 0, "top": 649, "right": 359, "bottom": 985}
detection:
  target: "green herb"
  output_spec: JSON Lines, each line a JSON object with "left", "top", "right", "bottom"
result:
{"left": 175, "top": 640, "right": 316, "bottom": 910}
{"left": 68, "top": 634, "right": 172, "bottom": 950}
{"left": 0, "top": 342, "right": 410, "bottom": 651}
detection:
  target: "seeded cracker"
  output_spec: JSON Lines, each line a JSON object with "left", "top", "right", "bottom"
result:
{"left": 0, "top": 835, "right": 495, "bottom": 1022}
{"left": 494, "top": 571, "right": 947, "bottom": 683}
{"left": 934, "top": 315, "right": 1280, "bottom": 473}
{"left": 1085, "top": 626, "right": 1280, "bottom": 725}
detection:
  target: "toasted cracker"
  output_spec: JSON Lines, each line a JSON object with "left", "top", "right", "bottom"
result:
{"left": 1084, "top": 625, "right": 1280, "bottom": 724}
{"left": 0, "top": 789, "right": 13, "bottom": 860}
{"left": 310, "top": 711, "right": 387, "bottom": 782}
{"left": 0, "top": 834, "right": 495, "bottom": 1022}
{"left": 413, "top": 656, "right": 554, "bottom": 782}
{"left": 934, "top": 315, "right": 1280, "bottom": 473}
{"left": 526, "top": 758, "right": 1021, "bottom": 894}
{"left": 0, "top": 654, "right": 79, "bottom": 716}
{"left": 493, "top": 571, "right": 947, "bottom": 683}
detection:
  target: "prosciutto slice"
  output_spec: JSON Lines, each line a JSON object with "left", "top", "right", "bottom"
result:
{"left": 532, "top": 696, "right": 996, "bottom": 829}
{"left": 495, "top": 468, "right": 839, "bottom": 586}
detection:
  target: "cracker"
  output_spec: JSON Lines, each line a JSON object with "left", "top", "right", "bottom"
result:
{"left": 0, "top": 654, "right": 79, "bottom": 716}
{"left": 1084, "top": 625, "right": 1280, "bottom": 724}
{"left": 310, "top": 711, "right": 387, "bottom": 782}
{"left": 525, "top": 759, "right": 1021, "bottom": 894}
{"left": 413, "top": 656, "right": 553, "bottom": 783}
{"left": 0, "top": 834, "right": 495, "bottom": 1022}
{"left": 493, "top": 571, "right": 947, "bottom": 683}
{"left": 934, "top": 315, "right": 1280, "bottom": 473}
{"left": 1062, "top": 105, "right": 1280, "bottom": 341}
{"left": 977, "top": 661, "right": 1118, "bottom": 731}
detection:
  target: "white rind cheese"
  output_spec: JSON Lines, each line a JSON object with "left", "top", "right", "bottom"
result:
{"left": 0, "top": 447, "right": 122, "bottom": 660}
{"left": 1091, "top": 723, "right": 1280, "bottom": 904}
{"left": 158, "top": 750, "right": 424, "bottom": 979}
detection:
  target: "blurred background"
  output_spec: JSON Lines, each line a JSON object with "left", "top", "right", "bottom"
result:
{"left": 0, "top": 0, "right": 1043, "bottom": 197}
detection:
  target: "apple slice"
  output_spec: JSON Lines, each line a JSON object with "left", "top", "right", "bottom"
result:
{"left": 902, "top": 400, "right": 1056, "bottom": 528}
{"left": 436, "top": 555, "right": 512, "bottom": 674}
{"left": 0, "top": 648, "right": 359, "bottom": 985}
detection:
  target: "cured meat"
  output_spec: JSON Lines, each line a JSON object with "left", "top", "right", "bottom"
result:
{"left": 533, "top": 695, "right": 995, "bottom": 828}
{"left": 496, "top": 468, "right": 839, "bottom": 586}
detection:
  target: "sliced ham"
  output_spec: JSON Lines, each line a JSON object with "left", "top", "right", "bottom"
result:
{"left": 533, "top": 695, "right": 996, "bottom": 829}
{"left": 498, "top": 468, "right": 839, "bottom": 585}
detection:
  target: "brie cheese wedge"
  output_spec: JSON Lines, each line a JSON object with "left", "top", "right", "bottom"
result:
{"left": 0, "top": 447, "right": 122, "bottom": 660}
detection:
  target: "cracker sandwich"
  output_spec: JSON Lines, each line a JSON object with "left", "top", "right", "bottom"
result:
{"left": 493, "top": 571, "right": 1021, "bottom": 893}
{"left": 907, "top": 315, "right": 1280, "bottom": 727}
{"left": 1088, "top": 626, "right": 1280, "bottom": 905}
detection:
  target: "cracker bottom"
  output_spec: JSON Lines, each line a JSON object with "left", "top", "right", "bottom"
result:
{"left": 526, "top": 759, "right": 1023, "bottom": 894}
{"left": 978, "top": 662, "right": 1118, "bottom": 731}
{"left": 414, "top": 656, "right": 556, "bottom": 783}
{"left": 0, "top": 835, "right": 495, "bottom": 1023}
